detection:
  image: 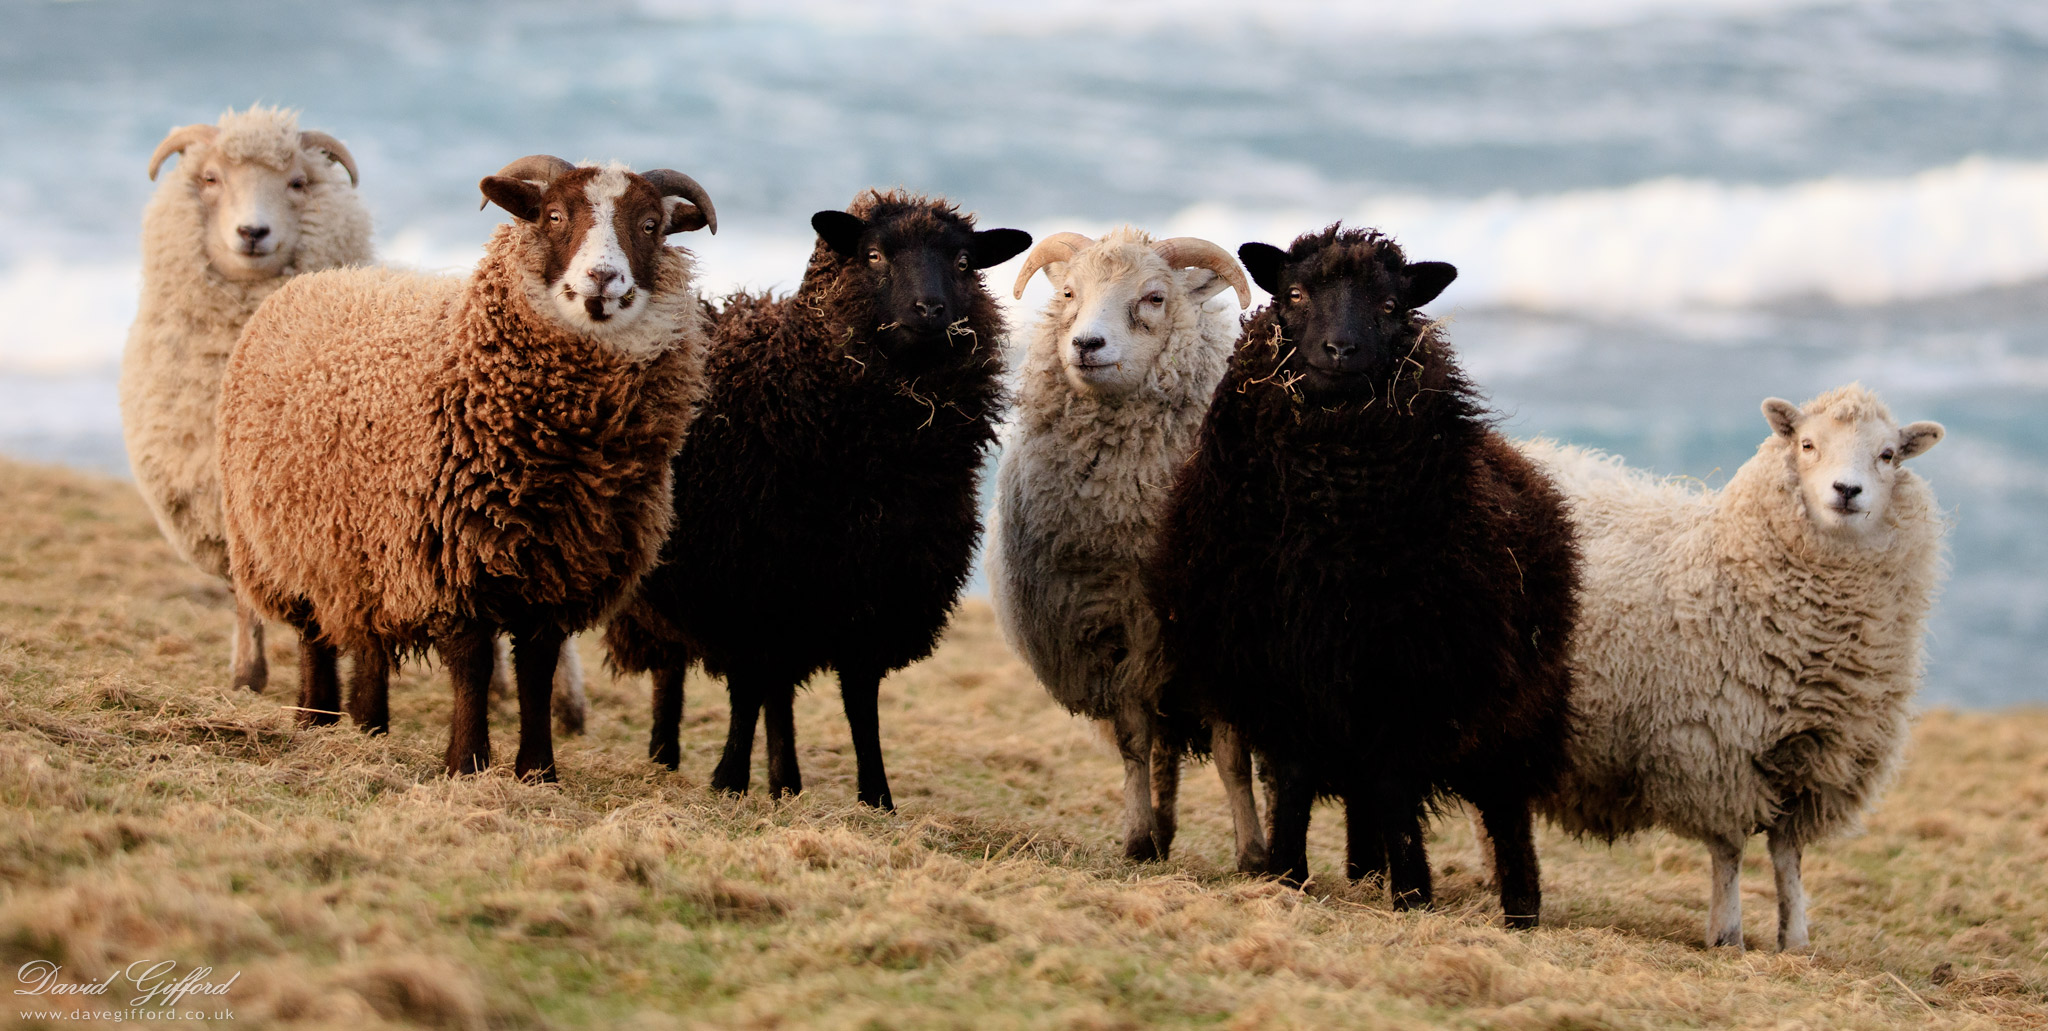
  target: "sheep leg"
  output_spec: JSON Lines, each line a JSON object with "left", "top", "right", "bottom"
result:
{"left": 1150, "top": 730, "right": 1181, "bottom": 857}
{"left": 345, "top": 646, "right": 390, "bottom": 735}
{"left": 1343, "top": 792, "right": 1387, "bottom": 884}
{"left": 552, "top": 640, "right": 589, "bottom": 737}
{"left": 1112, "top": 699, "right": 1163, "bottom": 860}
{"left": 1472, "top": 794, "right": 1542, "bottom": 929}
{"left": 231, "top": 600, "right": 268, "bottom": 693}
{"left": 1264, "top": 761, "right": 1314, "bottom": 886}
{"left": 1707, "top": 837, "right": 1745, "bottom": 949}
{"left": 762, "top": 681, "right": 802, "bottom": 799}
{"left": 1212, "top": 721, "right": 1269, "bottom": 874}
{"left": 439, "top": 627, "right": 495, "bottom": 776}
{"left": 1768, "top": 825, "right": 1809, "bottom": 951}
{"left": 648, "top": 664, "right": 686, "bottom": 770}
{"left": 1376, "top": 780, "right": 1432, "bottom": 911}
{"left": 710, "top": 678, "right": 763, "bottom": 795}
{"left": 295, "top": 629, "right": 341, "bottom": 727}
{"left": 838, "top": 667, "right": 894, "bottom": 810}
{"left": 511, "top": 628, "right": 566, "bottom": 783}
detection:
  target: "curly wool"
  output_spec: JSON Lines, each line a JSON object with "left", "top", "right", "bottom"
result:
{"left": 1523, "top": 386, "right": 1946, "bottom": 848}
{"left": 120, "top": 106, "right": 372, "bottom": 578}
{"left": 986, "top": 227, "right": 1237, "bottom": 722}
{"left": 220, "top": 220, "right": 707, "bottom": 655}
{"left": 606, "top": 190, "right": 1006, "bottom": 684}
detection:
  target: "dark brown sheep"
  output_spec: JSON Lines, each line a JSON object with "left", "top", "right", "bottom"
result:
{"left": 605, "top": 189, "right": 1030, "bottom": 809}
{"left": 1147, "top": 225, "right": 1579, "bottom": 928}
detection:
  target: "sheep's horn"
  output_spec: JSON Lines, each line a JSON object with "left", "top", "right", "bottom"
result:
{"left": 640, "top": 169, "right": 718, "bottom": 235}
{"left": 1012, "top": 231, "right": 1095, "bottom": 299}
{"left": 492, "top": 154, "right": 575, "bottom": 185}
{"left": 1152, "top": 237, "right": 1251, "bottom": 308}
{"left": 147, "top": 123, "right": 220, "bottom": 181}
{"left": 297, "top": 130, "right": 359, "bottom": 187}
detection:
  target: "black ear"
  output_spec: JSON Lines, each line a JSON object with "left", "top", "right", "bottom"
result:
{"left": 1402, "top": 261, "right": 1458, "bottom": 309}
{"left": 479, "top": 176, "right": 545, "bottom": 222}
{"left": 968, "top": 228, "right": 1032, "bottom": 270}
{"left": 812, "top": 210, "right": 868, "bottom": 257}
{"left": 1237, "top": 242, "right": 1288, "bottom": 297}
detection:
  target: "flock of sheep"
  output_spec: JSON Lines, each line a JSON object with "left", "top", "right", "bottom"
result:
{"left": 117, "top": 106, "right": 1949, "bottom": 953}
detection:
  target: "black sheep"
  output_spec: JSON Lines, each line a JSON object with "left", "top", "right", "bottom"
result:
{"left": 1147, "top": 225, "right": 1579, "bottom": 928}
{"left": 605, "top": 190, "right": 1030, "bottom": 809}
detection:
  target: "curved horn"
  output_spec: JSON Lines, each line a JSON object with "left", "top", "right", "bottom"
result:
{"left": 147, "top": 124, "right": 219, "bottom": 181}
{"left": 1011, "top": 231, "right": 1095, "bottom": 299}
{"left": 297, "top": 130, "right": 359, "bottom": 187}
{"left": 639, "top": 169, "right": 718, "bottom": 235}
{"left": 1152, "top": 237, "right": 1251, "bottom": 308}
{"left": 492, "top": 154, "right": 575, "bottom": 185}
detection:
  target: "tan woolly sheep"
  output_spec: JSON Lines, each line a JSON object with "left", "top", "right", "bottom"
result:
{"left": 119, "top": 105, "right": 371, "bottom": 693}
{"left": 1518, "top": 383, "right": 1946, "bottom": 950}
{"left": 220, "top": 156, "right": 715, "bottom": 780}
{"left": 986, "top": 227, "right": 1267, "bottom": 870}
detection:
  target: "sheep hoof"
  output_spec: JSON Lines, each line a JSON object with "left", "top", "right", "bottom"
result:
{"left": 1235, "top": 844, "right": 1270, "bottom": 876}
{"left": 517, "top": 764, "right": 558, "bottom": 784}
{"left": 649, "top": 739, "right": 680, "bottom": 771}
{"left": 708, "top": 766, "right": 749, "bottom": 796}
{"left": 857, "top": 789, "right": 895, "bottom": 812}
{"left": 1123, "top": 835, "right": 1164, "bottom": 862}
{"left": 1711, "top": 931, "right": 1745, "bottom": 950}
{"left": 1503, "top": 913, "right": 1539, "bottom": 931}
{"left": 233, "top": 666, "right": 268, "bottom": 694}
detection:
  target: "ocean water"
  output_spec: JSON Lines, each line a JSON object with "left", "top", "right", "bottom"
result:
{"left": 1, "top": 0, "right": 2041, "bottom": 706}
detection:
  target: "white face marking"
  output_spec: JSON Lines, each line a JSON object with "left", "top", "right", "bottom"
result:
{"left": 197, "top": 154, "right": 309, "bottom": 281}
{"left": 1059, "top": 266, "right": 1173, "bottom": 399}
{"left": 549, "top": 167, "right": 644, "bottom": 332}
{"left": 1790, "top": 411, "right": 1905, "bottom": 537}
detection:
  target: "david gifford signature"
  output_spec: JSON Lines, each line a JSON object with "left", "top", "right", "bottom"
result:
{"left": 15, "top": 960, "right": 239, "bottom": 1008}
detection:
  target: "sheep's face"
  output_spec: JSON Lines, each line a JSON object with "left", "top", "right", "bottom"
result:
{"left": 1239, "top": 230, "right": 1456, "bottom": 401}
{"left": 481, "top": 164, "right": 712, "bottom": 342}
{"left": 1764, "top": 392, "right": 1944, "bottom": 538}
{"left": 812, "top": 207, "right": 1030, "bottom": 370}
{"left": 190, "top": 149, "right": 320, "bottom": 281}
{"left": 1043, "top": 246, "right": 1231, "bottom": 399}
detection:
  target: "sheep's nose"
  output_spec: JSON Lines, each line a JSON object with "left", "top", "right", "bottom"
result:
{"left": 1323, "top": 338, "right": 1359, "bottom": 360}
{"left": 1072, "top": 335, "right": 1106, "bottom": 355}
{"left": 237, "top": 224, "right": 270, "bottom": 242}
{"left": 1833, "top": 482, "right": 1863, "bottom": 500}
{"left": 914, "top": 298, "right": 946, "bottom": 320}
{"left": 589, "top": 268, "right": 625, "bottom": 298}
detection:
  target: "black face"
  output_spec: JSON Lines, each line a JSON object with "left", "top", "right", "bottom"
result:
{"left": 1239, "top": 240, "right": 1456, "bottom": 399}
{"left": 813, "top": 209, "right": 1030, "bottom": 367}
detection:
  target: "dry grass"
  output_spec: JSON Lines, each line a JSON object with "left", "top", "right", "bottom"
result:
{"left": 0, "top": 455, "right": 2043, "bottom": 1030}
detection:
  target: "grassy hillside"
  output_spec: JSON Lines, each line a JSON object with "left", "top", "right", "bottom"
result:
{"left": 1, "top": 456, "right": 2042, "bottom": 1030}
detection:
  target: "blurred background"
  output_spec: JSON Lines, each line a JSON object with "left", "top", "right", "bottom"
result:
{"left": 1, "top": 0, "right": 2041, "bottom": 706}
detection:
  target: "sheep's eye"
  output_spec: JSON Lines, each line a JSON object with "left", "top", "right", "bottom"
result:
{"left": 1061, "top": 287, "right": 1073, "bottom": 299}
{"left": 867, "top": 249, "right": 883, "bottom": 264}
{"left": 643, "top": 217, "right": 659, "bottom": 234}
{"left": 1801, "top": 440, "right": 1814, "bottom": 451}
{"left": 201, "top": 172, "right": 218, "bottom": 185}
{"left": 1144, "top": 292, "right": 1166, "bottom": 306}
{"left": 956, "top": 253, "right": 971, "bottom": 272}
{"left": 1381, "top": 300, "right": 1397, "bottom": 314}
{"left": 547, "top": 210, "right": 563, "bottom": 223}
{"left": 1287, "top": 287, "right": 1303, "bottom": 302}
{"left": 288, "top": 177, "right": 306, "bottom": 190}
{"left": 1880, "top": 449, "right": 1895, "bottom": 463}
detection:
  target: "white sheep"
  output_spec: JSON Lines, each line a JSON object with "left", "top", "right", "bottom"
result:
{"left": 986, "top": 227, "right": 1267, "bottom": 870}
{"left": 120, "top": 105, "right": 370, "bottom": 693}
{"left": 218, "top": 156, "right": 715, "bottom": 779}
{"left": 1517, "top": 383, "right": 1946, "bottom": 950}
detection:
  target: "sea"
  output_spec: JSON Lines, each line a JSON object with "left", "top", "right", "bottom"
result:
{"left": 1, "top": 0, "right": 2042, "bottom": 707}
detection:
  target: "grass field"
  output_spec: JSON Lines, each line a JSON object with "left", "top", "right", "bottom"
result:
{"left": 1, "top": 455, "right": 2043, "bottom": 1030}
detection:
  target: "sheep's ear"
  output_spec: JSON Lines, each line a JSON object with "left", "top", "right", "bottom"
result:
{"left": 1178, "top": 267, "right": 1233, "bottom": 306}
{"left": 1402, "top": 261, "right": 1458, "bottom": 309}
{"left": 1238, "top": 242, "right": 1287, "bottom": 297}
{"left": 811, "top": 211, "right": 868, "bottom": 257}
{"left": 969, "top": 228, "right": 1033, "bottom": 270}
{"left": 662, "top": 197, "right": 712, "bottom": 235}
{"left": 479, "top": 176, "right": 545, "bottom": 222}
{"left": 1762, "top": 398, "right": 1802, "bottom": 437}
{"left": 1897, "top": 420, "right": 1945, "bottom": 461}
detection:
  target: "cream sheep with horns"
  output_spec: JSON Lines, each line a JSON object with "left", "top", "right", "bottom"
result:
{"left": 219, "top": 155, "right": 715, "bottom": 781}
{"left": 986, "top": 227, "right": 1267, "bottom": 870}
{"left": 120, "top": 105, "right": 370, "bottom": 694}
{"left": 1517, "top": 383, "right": 1945, "bottom": 950}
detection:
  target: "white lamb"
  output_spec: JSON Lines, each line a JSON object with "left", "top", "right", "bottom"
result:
{"left": 985, "top": 227, "right": 1267, "bottom": 870}
{"left": 120, "top": 105, "right": 370, "bottom": 693}
{"left": 1518, "top": 383, "right": 1946, "bottom": 950}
